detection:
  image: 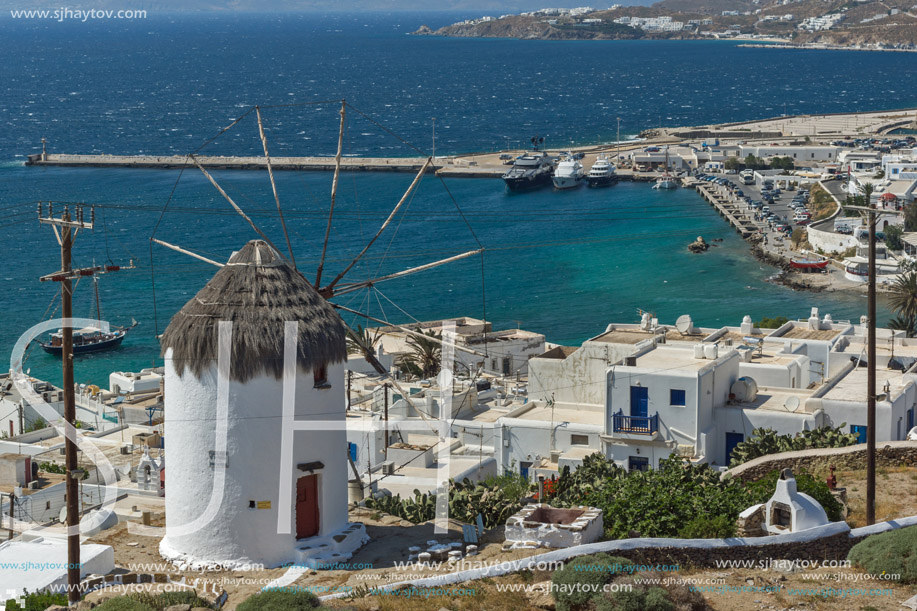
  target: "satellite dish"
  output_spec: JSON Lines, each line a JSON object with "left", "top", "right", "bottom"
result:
{"left": 675, "top": 315, "right": 693, "bottom": 335}
{"left": 59, "top": 507, "right": 68, "bottom": 523}
{"left": 784, "top": 396, "right": 800, "bottom": 411}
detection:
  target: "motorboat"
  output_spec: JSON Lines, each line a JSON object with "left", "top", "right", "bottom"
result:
{"left": 587, "top": 154, "right": 618, "bottom": 188}
{"left": 552, "top": 153, "right": 585, "bottom": 190}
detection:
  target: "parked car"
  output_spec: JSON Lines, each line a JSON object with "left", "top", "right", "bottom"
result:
{"left": 795, "top": 218, "right": 811, "bottom": 226}
{"left": 836, "top": 224, "right": 853, "bottom": 234}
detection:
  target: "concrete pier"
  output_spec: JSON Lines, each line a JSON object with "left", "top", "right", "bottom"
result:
{"left": 25, "top": 153, "right": 433, "bottom": 173}
{"left": 691, "top": 180, "right": 757, "bottom": 238}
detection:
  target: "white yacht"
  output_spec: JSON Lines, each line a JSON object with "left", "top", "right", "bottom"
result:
{"left": 552, "top": 153, "right": 585, "bottom": 190}
{"left": 587, "top": 154, "right": 618, "bottom": 188}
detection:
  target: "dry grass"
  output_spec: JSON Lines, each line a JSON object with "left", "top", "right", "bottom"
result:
{"left": 809, "top": 183, "right": 839, "bottom": 221}
{"left": 837, "top": 466, "right": 917, "bottom": 527}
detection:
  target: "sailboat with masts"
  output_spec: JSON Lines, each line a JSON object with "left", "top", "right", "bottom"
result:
{"left": 652, "top": 146, "right": 678, "bottom": 190}
{"left": 38, "top": 274, "right": 137, "bottom": 356}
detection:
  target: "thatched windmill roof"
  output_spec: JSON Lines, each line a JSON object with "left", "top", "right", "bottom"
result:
{"left": 160, "top": 240, "right": 347, "bottom": 383}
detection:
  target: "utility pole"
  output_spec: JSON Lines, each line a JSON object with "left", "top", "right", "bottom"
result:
{"left": 616, "top": 117, "right": 622, "bottom": 164}
{"left": 846, "top": 195, "right": 877, "bottom": 525}
{"left": 383, "top": 383, "right": 389, "bottom": 460}
{"left": 866, "top": 202, "right": 876, "bottom": 526}
{"left": 7, "top": 492, "right": 14, "bottom": 540}
{"left": 38, "top": 202, "right": 94, "bottom": 605}
{"left": 431, "top": 117, "right": 436, "bottom": 168}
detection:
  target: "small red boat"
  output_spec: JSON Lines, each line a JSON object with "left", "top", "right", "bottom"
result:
{"left": 790, "top": 256, "right": 829, "bottom": 271}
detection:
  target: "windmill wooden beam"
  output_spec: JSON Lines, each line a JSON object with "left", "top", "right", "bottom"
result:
{"left": 329, "top": 249, "right": 483, "bottom": 297}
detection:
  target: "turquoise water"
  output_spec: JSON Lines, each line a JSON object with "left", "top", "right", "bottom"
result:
{"left": 0, "top": 12, "right": 903, "bottom": 386}
{"left": 0, "top": 164, "right": 880, "bottom": 387}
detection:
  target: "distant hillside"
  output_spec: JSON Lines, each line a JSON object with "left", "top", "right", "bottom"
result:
{"left": 415, "top": 0, "right": 917, "bottom": 47}
{"left": 417, "top": 15, "right": 646, "bottom": 40}
{"left": 652, "top": 0, "right": 758, "bottom": 15}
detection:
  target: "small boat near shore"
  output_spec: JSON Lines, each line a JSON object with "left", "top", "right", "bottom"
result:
{"left": 652, "top": 146, "right": 679, "bottom": 190}
{"left": 38, "top": 321, "right": 137, "bottom": 355}
{"left": 789, "top": 254, "right": 830, "bottom": 271}
{"left": 35, "top": 275, "right": 138, "bottom": 356}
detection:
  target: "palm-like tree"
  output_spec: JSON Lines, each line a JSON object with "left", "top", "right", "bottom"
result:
{"left": 402, "top": 330, "right": 442, "bottom": 379}
{"left": 888, "top": 314, "right": 917, "bottom": 338}
{"left": 346, "top": 324, "right": 382, "bottom": 357}
{"left": 890, "top": 272, "right": 917, "bottom": 322}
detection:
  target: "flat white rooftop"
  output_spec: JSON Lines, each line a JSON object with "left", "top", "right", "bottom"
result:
{"left": 512, "top": 403, "right": 605, "bottom": 427}
{"left": 823, "top": 368, "right": 909, "bottom": 403}
{"left": 0, "top": 539, "right": 114, "bottom": 604}
{"left": 630, "top": 346, "right": 724, "bottom": 373}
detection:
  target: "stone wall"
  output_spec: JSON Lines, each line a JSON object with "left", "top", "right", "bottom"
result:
{"left": 597, "top": 529, "right": 857, "bottom": 567}
{"left": 726, "top": 441, "right": 917, "bottom": 482}
{"left": 322, "top": 519, "right": 917, "bottom": 603}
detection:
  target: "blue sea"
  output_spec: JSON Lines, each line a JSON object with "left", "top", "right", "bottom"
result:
{"left": 0, "top": 11, "right": 910, "bottom": 387}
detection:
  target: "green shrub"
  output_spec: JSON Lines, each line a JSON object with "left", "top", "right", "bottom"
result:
{"left": 677, "top": 514, "right": 736, "bottom": 539}
{"left": 94, "top": 597, "right": 155, "bottom": 611}
{"left": 147, "top": 590, "right": 213, "bottom": 610}
{"left": 728, "top": 425, "right": 859, "bottom": 467}
{"left": 746, "top": 469, "right": 844, "bottom": 522}
{"left": 4, "top": 590, "right": 68, "bottom": 611}
{"left": 236, "top": 589, "right": 322, "bottom": 610}
{"left": 593, "top": 584, "right": 678, "bottom": 611}
{"left": 119, "top": 590, "right": 214, "bottom": 611}
{"left": 848, "top": 525, "right": 917, "bottom": 583}
{"left": 550, "top": 553, "right": 633, "bottom": 611}
{"left": 594, "top": 575, "right": 712, "bottom": 611}
{"left": 364, "top": 474, "right": 529, "bottom": 529}
{"left": 553, "top": 455, "right": 753, "bottom": 540}
{"left": 754, "top": 316, "right": 789, "bottom": 329}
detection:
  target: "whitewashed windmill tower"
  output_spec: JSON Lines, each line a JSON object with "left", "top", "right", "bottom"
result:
{"left": 159, "top": 240, "right": 367, "bottom": 569}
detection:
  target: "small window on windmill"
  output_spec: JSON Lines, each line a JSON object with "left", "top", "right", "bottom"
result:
{"left": 770, "top": 502, "right": 792, "bottom": 530}
{"left": 313, "top": 364, "right": 329, "bottom": 389}
{"left": 209, "top": 450, "right": 228, "bottom": 469}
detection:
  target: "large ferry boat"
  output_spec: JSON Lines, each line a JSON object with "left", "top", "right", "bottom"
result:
{"left": 552, "top": 153, "right": 585, "bottom": 190}
{"left": 587, "top": 155, "right": 618, "bottom": 188}
{"left": 502, "top": 151, "right": 556, "bottom": 191}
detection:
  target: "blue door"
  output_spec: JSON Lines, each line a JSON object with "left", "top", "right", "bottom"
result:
{"left": 725, "top": 432, "right": 744, "bottom": 465}
{"left": 908, "top": 408, "right": 914, "bottom": 432}
{"left": 630, "top": 386, "right": 649, "bottom": 419}
{"left": 851, "top": 425, "right": 867, "bottom": 444}
{"left": 520, "top": 462, "right": 531, "bottom": 481}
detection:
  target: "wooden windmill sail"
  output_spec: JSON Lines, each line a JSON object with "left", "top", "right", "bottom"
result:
{"left": 150, "top": 99, "right": 489, "bottom": 419}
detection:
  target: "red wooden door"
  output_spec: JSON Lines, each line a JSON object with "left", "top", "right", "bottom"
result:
{"left": 296, "top": 475, "right": 319, "bottom": 539}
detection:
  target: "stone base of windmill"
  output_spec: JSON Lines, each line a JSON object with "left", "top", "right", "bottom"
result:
{"left": 159, "top": 522, "right": 369, "bottom": 571}
{"left": 502, "top": 504, "right": 603, "bottom": 551}
{"left": 294, "top": 522, "right": 369, "bottom": 569}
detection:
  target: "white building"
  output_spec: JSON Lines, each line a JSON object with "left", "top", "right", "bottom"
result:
{"left": 0, "top": 374, "right": 64, "bottom": 437}
{"left": 373, "top": 318, "right": 545, "bottom": 378}
{"left": 487, "top": 312, "right": 917, "bottom": 478}
{"left": 159, "top": 240, "right": 366, "bottom": 569}
{"left": 740, "top": 145, "right": 839, "bottom": 163}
